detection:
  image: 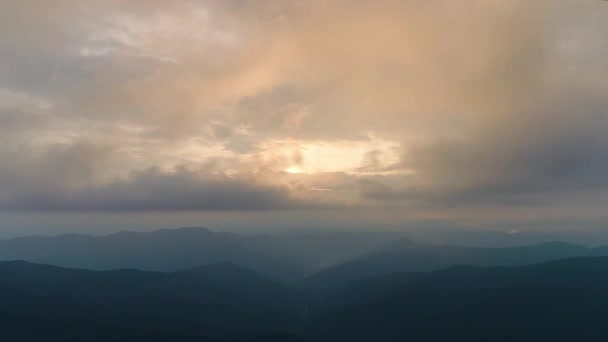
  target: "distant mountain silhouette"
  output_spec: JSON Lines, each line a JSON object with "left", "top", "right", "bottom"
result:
{"left": 305, "top": 257, "right": 608, "bottom": 341}
{"left": 301, "top": 239, "right": 603, "bottom": 292}
{"left": 0, "top": 227, "right": 404, "bottom": 280}
{"left": 244, "top": 229, "right": 407, "bottom": 274}
{"left": 0, "top": 260, "right": 306, "bottom": 341}
{"left": 0, "top": 227, "right": 296, "bottom": 278}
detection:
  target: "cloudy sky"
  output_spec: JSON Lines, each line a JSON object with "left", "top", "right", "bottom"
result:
{"left": 0, "top": 0, "right": 607, "bottom": 237}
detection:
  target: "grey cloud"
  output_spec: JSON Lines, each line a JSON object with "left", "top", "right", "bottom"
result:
{"left": 0, "top": 140, "right": 323, "bottom": 211}
{"left": 357, "top": 150, "right": 383, "bottom": 172}
{"left": 10, "top": 170, "right": 284, "bottom": 211}
{"left": 0, "top": 142, "right": 114, "bottom": 196}
{"left": 224, "top": 134, "right": 258, "bottom": 154}
{"left": 338, "top": 1, "right": 608, "bottom": 208}
{"left": 0, "top": 163, "right": 320, "bottom": 211}
{"left": 0, "top": 0, "right": 607, "bottom": 218}
{"left": 0, "top": 109, "right": 49, "bottom": 138}
{"left": 363, "top": 95, "right": 608, "bottom": 206}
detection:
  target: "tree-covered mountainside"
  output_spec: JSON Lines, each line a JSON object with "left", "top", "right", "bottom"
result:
{"left": 0, "top": 260, "right": 306, "bottom": 341}
{"left": 3, "top": 257, "right": 608, "bottom": 341}
{"left": 304, "top": 257, "right": 608, "bottom": 341}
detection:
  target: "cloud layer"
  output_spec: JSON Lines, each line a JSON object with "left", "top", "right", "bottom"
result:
{"left": 0, "top": 0, "right": 607, "bottom": 217}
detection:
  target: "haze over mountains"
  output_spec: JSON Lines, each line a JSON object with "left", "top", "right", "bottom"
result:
{"left": 302, "top": 238, "right": 608, "bottom": 292}
{"left": 2, "top": 0, "right": 607, "bottom": 340}
{"left": 0, "top": 227, "right": 406, "bottom": 280}
{"left": 1, "top": 225, "right": 608, "bottom": 341}
{"left": 2, "top": 227, "right": 608, "bottom": 341}
{"left": 3, "top": 247, "right": 608, "bottom": 341}
{"left": 2, "top": 226, "right": 608, "bottom": 283}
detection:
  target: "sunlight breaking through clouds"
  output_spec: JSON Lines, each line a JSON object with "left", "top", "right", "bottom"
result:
{"left": 0, "top": 0, "right": 606, "bottom": 227}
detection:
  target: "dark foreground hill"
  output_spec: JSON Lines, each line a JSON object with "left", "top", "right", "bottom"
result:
{"left": 4, "top": 256, "right": 608, "bottom": 341}
{"left": 0, "top": 260, "right": 306, "bottom": 341}
{"left": 301, "top": 239, "right": 608, "bottom": 292}
{"left": 5, "top": 257, "right": 608, "bottom": 342}
{"left": 0, "top": 313, "right": 305, "bottom": 342}
{"left": 304, "top": 257, "right": 608, "bottom": 341}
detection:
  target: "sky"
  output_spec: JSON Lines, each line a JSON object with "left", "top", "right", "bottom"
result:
{"left": 0, "top": 0, "right": 607, "bottom": 238}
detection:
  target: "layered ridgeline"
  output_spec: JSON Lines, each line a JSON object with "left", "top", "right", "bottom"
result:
{"left": 301, "top": 238, "right": 608, "bottom": 292}
{"left": 0, "top": 227, "right": 404, "bottom": 280}
{"left": 304, "top": 257, "right": 608, "bottom": 341}
{"left": 3, "top": 258, "right": 608, "bottom": 341}
{"left": 0, "top": 260, "right": 306, "bottom": 341}
{"left": 3, "top": 227, "right": 608, "bottom": 284}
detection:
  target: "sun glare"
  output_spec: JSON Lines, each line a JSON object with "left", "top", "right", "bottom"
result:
{"left": 285, "top": 166, "right": 302, "bottom": 174}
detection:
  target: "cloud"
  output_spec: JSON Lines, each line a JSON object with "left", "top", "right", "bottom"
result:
{"left": 0, "top": 0, "right": 606, "bottom": 217}
{"left": 0, "top": 142, "right": 115, "bottom": 199}
{"left": 1, "top": 167, "right": 292, "bottom": 211}
{"left": 0, "top": 150, "right": 326, "bottom": 211}
{"left": 0, "top": 140, "right": 346, "bottom": 211}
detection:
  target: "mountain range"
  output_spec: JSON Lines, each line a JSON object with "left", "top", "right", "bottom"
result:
{"left": 0, "top": 227, "right": 404, "bottom": 280}
{"left": 301, "top": 238, "right": 608, "bottom": 292}
{"left": 0, "top": 260, "right": 305, "bottom": 341}
{"left": 305, "top": 257, "right": 608, "bottom": 341}
{"left": 3, "top": 227, "right": 608, "bottom": 341}
{"left": 3, "top": 257, "right": 608, "bottom": 341}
